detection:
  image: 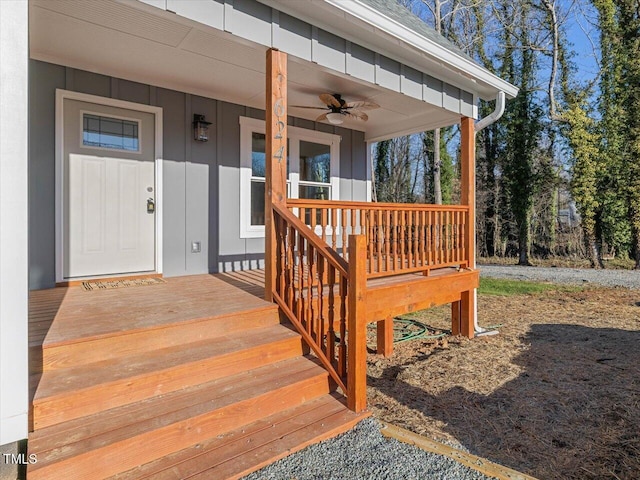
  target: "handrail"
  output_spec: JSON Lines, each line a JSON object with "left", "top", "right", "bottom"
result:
{"left": 287, "top": 198, "right": 469, "bottom": 212}
{"left": 271, "top": 203, "right": 367, "bottom": 411}
{"left": 286, "top": 200, "right": 470, "bottom": 278}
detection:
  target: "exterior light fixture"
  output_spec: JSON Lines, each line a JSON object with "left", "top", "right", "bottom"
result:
{"left": 326, "top": 112, "right": 344, "bottom": 125}
{"left": 193, "top": 114, "right": 212, "bottom": 142}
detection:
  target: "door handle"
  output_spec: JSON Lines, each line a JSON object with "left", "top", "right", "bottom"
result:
{"left": 147, "top": 198, "right": 155, "bottom": 214}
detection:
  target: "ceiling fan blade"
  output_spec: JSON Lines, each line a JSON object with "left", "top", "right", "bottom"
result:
{"left": 346, "top": 111, "right": 369, "bottom": 121}
{"left": 316, "top": 113, "right": 328, "bottom": 122}
{"left": 290, "top": 105, "right": 328, "bottom": 110}
{"left": 319, "top": 93, "right": 341, "bottom": 108}
{"left": 344, "top": 101, "right": 380, "bottom": 111}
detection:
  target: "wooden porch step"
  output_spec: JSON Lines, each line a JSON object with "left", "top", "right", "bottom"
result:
{"left": 28, "top": 356, "right": 333, "bottom": 480}
{"left": 32, "top": 324, "right": 304, "bottom": 429}
{"left": 110, "top": 393, "right": 369, "bottom": 480}
{"left": 41, "top": 303, "right": 280, "bottom": 370}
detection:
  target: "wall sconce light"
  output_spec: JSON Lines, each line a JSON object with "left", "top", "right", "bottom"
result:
{"left": 326, "top": 112, "right": 344, "bottom": 125}
{"left": 193, "top": 114, "right": 212, "bottom": 142}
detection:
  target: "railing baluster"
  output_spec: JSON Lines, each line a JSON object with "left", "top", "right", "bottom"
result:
{"left": 420, "top": 210, "right": 426, "bottom": 268}
{"left": 350, "top": 208, "right": 356, "bottom": 237}
{"left": 316, "top": 253, "right": 324, "bottom": 345}
{"left": 298, "top": 233, "right": 306, "bottom": 328}
{"left": 391, "top": 210, "right": 397, "bottom": 271}
{"left": 338, "top": 275, "right": 347, "bottom": 379}
{"left": 455, "top": 210, "right": 460, "bottom": 262}
{"left": 341, "top": 208, "right": 348, "bottom": 259}
{"left": 320, "top": 207, "right": 327, "bottom": 245}
{"left": 407, "top": 209, "right": 412, "bottom": 269}
{"left": 400, "top": 210, "right": 406, "bottom": 270}
{"left": 367, "top": 210, "right": 374, "bottom": 275}
{"left": 331, "top": 207, "right": 337, "bottom": 251}
{"left": 327, "top": 264, "right": 336, "bottom": 363}
{"left": 375, "top": 209, "right": 382, "bottom": 275}
{"left": 383, "top": 209, "right": 390, "bottom": 273}
{"left": 306, "top": 241, "right": 314, "bottom": 338}
{"left": 437, "top": 210, "right": 441, "bottom": 265}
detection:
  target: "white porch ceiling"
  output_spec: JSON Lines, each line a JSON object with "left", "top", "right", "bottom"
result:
{"left": 29, "top": 0, "right": 461, "bottom": 141}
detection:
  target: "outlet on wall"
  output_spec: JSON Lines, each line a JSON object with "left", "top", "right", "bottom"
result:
{"left": 191, "top": 241, "right": 201, "bottom": 253}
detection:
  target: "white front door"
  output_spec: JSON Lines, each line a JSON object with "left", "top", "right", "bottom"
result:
{"left": 63, "top": 99, "right": 156, "bottom": 279}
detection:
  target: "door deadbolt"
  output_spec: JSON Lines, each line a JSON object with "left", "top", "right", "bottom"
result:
{"left": 147, "top": 198, "right": 155, "bottom": 214}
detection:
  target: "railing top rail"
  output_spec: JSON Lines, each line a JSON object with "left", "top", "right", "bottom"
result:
{"left": 273, "top": 203, "right": 349, "bottom": 276}
{"left": 286, "top": 199, "right": 469, "bottom": 211}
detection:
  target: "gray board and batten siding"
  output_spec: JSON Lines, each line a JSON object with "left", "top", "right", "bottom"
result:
{"left": 138, "top": 0, "right": 476, "bottom": 119}
{"left": 28, "top": 60, "right": 367, "bottom": 290}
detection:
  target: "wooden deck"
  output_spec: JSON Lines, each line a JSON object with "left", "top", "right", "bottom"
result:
{"left": 28, "top": 273, "right": 367, "bottom": 479}
{"left": 34, "top": 274, "right": 271, "bottom": 346}
{"left": 27, "top": 266, "right": 476, "bottom": 478}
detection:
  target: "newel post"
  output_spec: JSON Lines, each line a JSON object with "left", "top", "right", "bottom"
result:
{"left": 459, "top": 116, "right": 476, "bottom": 339}
{"left": 347, "top": 234, "right": 367, "bottom": 412}
{"left": 264, "top": 48, "right": 288, "bottom": 302}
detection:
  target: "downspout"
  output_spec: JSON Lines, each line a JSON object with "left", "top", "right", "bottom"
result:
{"left": 471, "top": 91, "right": 506, "bottom": 336}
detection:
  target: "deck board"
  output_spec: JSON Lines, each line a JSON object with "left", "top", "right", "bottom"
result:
{"left": 30, "top": 274, "right": 273, "bottom": 347}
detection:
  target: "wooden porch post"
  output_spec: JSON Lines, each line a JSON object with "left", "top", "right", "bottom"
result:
{"left": 376, "top": 316, "right": 394, "bottom": 358}
{"left": 459, "top": 117, "right": 476, "bottom": 339}
{"left": 264, "top": 49, "right": 288, "bottom": 302}
{"left": 347, "top": 235, "right": 367, "bottom": 412}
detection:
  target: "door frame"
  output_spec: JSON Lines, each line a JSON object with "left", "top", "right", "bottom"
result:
{"left": 55, "top": 89, "right": 164, "bottom": 283}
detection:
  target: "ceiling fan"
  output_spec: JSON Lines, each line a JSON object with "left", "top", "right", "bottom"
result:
{"left": 291, "top": 93, "right": 379, "bottom": 125}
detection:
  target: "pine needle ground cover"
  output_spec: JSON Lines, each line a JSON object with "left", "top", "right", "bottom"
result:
{"left": 367, "top": 281, "right": 640, "bottom": 480}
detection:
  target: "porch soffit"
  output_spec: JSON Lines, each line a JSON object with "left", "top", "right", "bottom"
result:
{"left": 29, "top": 0, "right": 473, "bottom": 142}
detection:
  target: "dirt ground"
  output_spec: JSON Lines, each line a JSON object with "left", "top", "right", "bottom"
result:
{"left": 366, "top": 287, "right": 640, "bottom": 480}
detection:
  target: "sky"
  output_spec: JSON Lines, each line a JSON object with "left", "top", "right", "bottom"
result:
{"left": 562, "top": 0, "right": 601, "bottom": 85}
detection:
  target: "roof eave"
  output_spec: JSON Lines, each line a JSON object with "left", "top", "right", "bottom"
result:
{"left": 332, "top": 0, "right": 518, "bottom": 100}
{"left": 274, "top": 0, "right": 518, "bottom": 101}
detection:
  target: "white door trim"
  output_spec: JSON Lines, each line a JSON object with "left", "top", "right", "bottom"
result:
{"left": 55, "top": 89, "right": 164, "bottom": 282}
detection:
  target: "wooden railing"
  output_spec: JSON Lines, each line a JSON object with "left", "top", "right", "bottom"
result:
{"left": 272, "top": 203, "right": 367, "bottom": 412}
{"left": 287, "top": 200, "right": 469, "bottom": 278}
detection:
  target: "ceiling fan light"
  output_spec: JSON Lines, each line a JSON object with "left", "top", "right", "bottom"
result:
{"left": 326, "top": 112, "right": 344, "bottom": 125}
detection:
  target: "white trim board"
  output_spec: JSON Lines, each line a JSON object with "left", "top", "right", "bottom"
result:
{"left": 55, "top": 89, "right": 164, "bottom": 283}
{"left": 0, "top": 0, "right": 29, "bottom": 445}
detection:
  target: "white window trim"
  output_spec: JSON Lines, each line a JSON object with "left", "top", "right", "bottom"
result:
{"left": 240, "top": 116, "right": 340, "bottom": 238}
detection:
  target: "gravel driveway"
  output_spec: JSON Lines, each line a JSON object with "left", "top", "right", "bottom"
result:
{"left": 242, "top": 418, "right": 495, "bottom": 480}
{"left": 480, "top": 265, "right": 640, "bottom": 289}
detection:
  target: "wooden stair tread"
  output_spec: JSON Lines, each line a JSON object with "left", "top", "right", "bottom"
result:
{"left": 42, "top": 303, "right": 279, "bottom": 350}
{"left": 28, "top": 357, "right": 332, "bottom": 480}
{"left": 34, "top": 324, "right": 300, "bottom": 401}
{"left": 40, "top": 306, "right": 281, "bottom": 371}
{"left": 110, "top": 393, "right": 368, "bottom": 480}
{"left": 39, "top": 275, "right": 274, "bottom": 347}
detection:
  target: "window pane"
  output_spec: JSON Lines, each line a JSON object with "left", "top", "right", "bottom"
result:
{"left": 251, "top": 180, "right": 266, "bottom": 226}
{"left": 252, "top": 133, "right": 290, "bottom": 177}
{"left": 300, "top": 141, "right": 330, "bottom": 183}
{"left": 299, "top": 185, "right": 330, "bottom": 200}
{"left": 82, "top": 114, "right": 139, "bottom": 151}
{"left": 251, "top": 133, "right": 266, "bottom": 177}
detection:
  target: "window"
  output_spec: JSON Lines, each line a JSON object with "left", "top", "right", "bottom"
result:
{"left": 240, "top": 117, "right": 340, "bottom": 238}
{"left": 82, "top": 113, "right": 140, "bottom": 152}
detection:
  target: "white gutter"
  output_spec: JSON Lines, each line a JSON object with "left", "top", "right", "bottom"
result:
{"left": 475, "top": 91, "right": 506, "bottom": 132}
{"left": 471, "top": 91, "right": 507, "bottom": 336}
